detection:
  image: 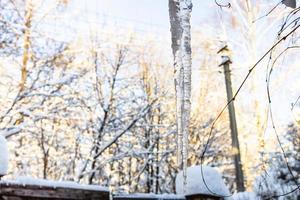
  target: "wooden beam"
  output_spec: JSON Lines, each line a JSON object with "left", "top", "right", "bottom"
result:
{"left": 0, "top": 183, "right": 109, "bottom": 200}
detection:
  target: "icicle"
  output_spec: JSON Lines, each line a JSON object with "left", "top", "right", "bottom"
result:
{"left": 168, "top": 0, "right": 193, "bottom": 194}
{"left": 179, "top": 0, "right": 192, "bottom": 193}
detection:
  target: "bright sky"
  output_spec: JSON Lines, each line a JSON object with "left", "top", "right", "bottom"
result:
{"left": 68, "top": 0, "right": 214, "bottom": 36}
{"left": 93, "top": 1, "right": 210, "bottom": 24}
{"left": 35, "top": 0, "right": 299, "bottom": 131}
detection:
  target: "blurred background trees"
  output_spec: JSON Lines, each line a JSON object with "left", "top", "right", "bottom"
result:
{"left": 0, "top": 0, "right": 299, "bottom": 198}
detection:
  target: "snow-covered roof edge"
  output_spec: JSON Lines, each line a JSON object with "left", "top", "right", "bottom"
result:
{"left": 0, "top": 177, "right": 109, "bottom": 192}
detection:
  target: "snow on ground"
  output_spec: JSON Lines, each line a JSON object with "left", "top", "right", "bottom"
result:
{"left": 0, "top": 176, "right": 109, "bottom": 191}
{"left": 0, "top": 134, "right": 8, "bottom": 176}
{"left": 176, "top": 165, "right": 231, "bottom": 197}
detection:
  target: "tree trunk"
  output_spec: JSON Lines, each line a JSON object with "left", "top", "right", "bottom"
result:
{"left": 21, "top": 0, "right": 33, "bottom": 91}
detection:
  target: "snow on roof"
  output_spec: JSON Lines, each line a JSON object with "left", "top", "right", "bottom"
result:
{"left": 114, "top": 193, "right": 185, "bottom": 199}
{"left": 0, "top": 176, "right": 109, "bottom": 192}
{"left": 175, "top": 165, "right": 231, "bottom": 197}
{"left": 0, "top": 134, "right": 8, "bottom": 176}
{"left": 232, "top": 192, "right": 257, "bottom": 200}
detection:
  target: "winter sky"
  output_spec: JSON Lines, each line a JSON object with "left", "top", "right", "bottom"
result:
{"left": 34, "top": 0, "right": 299, "bottom": 131}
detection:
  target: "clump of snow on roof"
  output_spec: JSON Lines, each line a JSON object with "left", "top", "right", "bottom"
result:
{"left": 1, "top": 176, "right": 109, "bottom": 192}
{"left": 176, "top": 165, "right": 231, "bottom": 197}
{"left": 232, "top": 192, "right": 258, "bottom": 200}
{"left": 0, "top": 134, "right": 9, "bottom": 176}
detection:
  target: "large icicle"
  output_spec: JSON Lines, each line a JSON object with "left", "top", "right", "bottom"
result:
{"left": 168, "top": 0, "right": 192, "bottom": 193}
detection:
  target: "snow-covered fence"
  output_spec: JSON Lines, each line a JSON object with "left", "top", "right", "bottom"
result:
{"left": 0, "top": 165, "right": 230, "bottom": 200}
{"left": 112, "top": 166, "right": 230, "bottom": 200}
{"left": 112, "top": 193, "right": 222, "bottom": 200}
{"left": 0, "top": 178, "right": 109, "bottom": 200}
{"left": 113, "top": 193, "right": 185, "bottom": 200}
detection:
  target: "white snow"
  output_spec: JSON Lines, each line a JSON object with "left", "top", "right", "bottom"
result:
{"left": 1, "top": 127, "right": 23, "bottom": 138}
{"left": 115, "top": 193, "right": 185, "bottom": 199}
{"left": 232, "top": 192, "right": 258, "bottom": 200}
{"left": 176, "top": 165, "right": 231, "bottom": 197}
{"left": 0, "top": 134, "right": 9, "bottom": 176}
{"left": 220, "top": 56, "right": 231, "bottom": 66}
{"left": 0, "top": 176, "right": 109, "bottom": 192}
